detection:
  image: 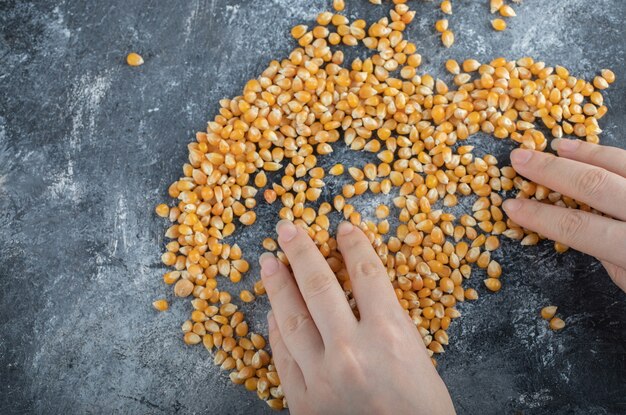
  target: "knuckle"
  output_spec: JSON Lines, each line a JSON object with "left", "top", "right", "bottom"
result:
{"left": 587, "top": 145, "right": 604, "bottom": 166}
{"left": 267, "top": 272, "right": 291, "bottom": 296}
{"left": 354, "top": 260, "right": 384, "bottom": 280}
{"left": 557, "top": 210, "right": 586, "bottom": 241}
{"left": 576, "top": 168, "right": 609, "bottom": 199}
{"left": 302, "top": 271, "right": 335, "bottom": 299}
{"left": 272, "top": 342, "right": 289, "bottom": 364}
{"left": 332, "top": 343, "right": 363, "bottom": 378}
{"left": 537, "top": 152, "right": 558, "bottom": 172}
{"left": 282, "top": 312, "right": 311, "bottom": 337}
{"left": 288, "top": 239, "right": 311, "bottom": 260}
{"left": 268, "top": 322, "right": 281, "bottom": 342}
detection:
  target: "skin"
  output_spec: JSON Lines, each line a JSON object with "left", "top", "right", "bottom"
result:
{"left": 260, "top": 220, "right": 455, "bottom": 414}
{"left": 258, "top": 140, "right": 625, "bottom": 414}
{"left": 503, "top": 140, "right": 626, "bottom": 293}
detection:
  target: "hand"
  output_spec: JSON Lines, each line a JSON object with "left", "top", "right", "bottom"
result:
{"left": 259, "top": 220, "right": 455, "bottom": 414}
{"left": 502, "top": 139, "right": 626, "bottom": 293}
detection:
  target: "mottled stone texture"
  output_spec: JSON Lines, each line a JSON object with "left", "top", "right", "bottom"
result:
{"left": 0, "top": 1, "right": 625, "bottom": 414}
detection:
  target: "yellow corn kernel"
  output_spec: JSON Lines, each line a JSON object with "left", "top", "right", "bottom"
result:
{"left": 441, "top": 0, "right": 452, "bottom": 14}
{"left": 484, "top": 278, "right": 501, "bottom": 292}
{"left": 333, "top": 0, "right": 345, "bottom": 11}
{"left": 600, "top": 69, "right": 615, "bottom": 84}
{"left": 490, "top": 0, "right": 503, "bottom": 14}
{"left": 152, "top": 299, "right": 169, "bottom": 311}
{"left": 549, "top": 317, "right": 565, "bottom": 331}
{"left": 491, "top": 19, "right": 506, "bottom": 31}
{"left": 126, "top": 52, "right": 144, "bottom": 66}
{"left": 499, "top": 5, "right": 516, "bottom": 17}
{"left": 541, "top": 306, "right": 557, "bottom": 320}
{"left": 291, "top": 25, "right": 308, "bottom": 39}
{"left": 155, "top": 204, "right": 169, "bottom": 218}
{"left": 441, "top": 30, "right": 454, "bottom": 48}
{"left": 435, "top": 19, "right": 448, "bottom": 33}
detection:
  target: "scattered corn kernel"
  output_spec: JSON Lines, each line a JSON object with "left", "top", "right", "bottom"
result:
{"left": 549, "top": 317, "right": 565, "bottom": 331}
{"left": 154, "top": 1, "right": 614, "bottom": 409}
{"left": 441, "top": 1, "right": 452, "bottom": 14}
{"left": 153, "top": 299, "right": 169, "bottom": 311}
{"left": 126, "top": 52, "right": 144, "bottom": 66}
{"left": 541, "top": 306, "right": 557, "bottom": 320}
{"left": 435, "top": 19, "right": 449, "bottom": 33}
{"left": 333, "top": 0, "right": 345, "bottom": 12}
{"left": 499, "top": 5, "right": 516, "bottom": 17}
{"left": 155, "top": 204, "right": 169, "bottom": 218}
{"left": 441, "top": 30, "right": 455, "bottom": 47}
{"left": 492, "top": 18, "right": 507, "bottom": 31}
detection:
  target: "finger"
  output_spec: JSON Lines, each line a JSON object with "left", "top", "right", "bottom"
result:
{"left": 503, "top": 198, "right": 626, "bottom": 268}
{"left": 275, "top": 220, "right": 356, "bottom": 339}
{"left": 510, "top": 148, "right": 626, "bottom": 221}
{"left": 260, "top": 252, "right": 324, "bottom": 371}
{"left": 552, "top": 139, "right": 626, "bottom": 177}
{"left": 600, "top": 261, "right": 626, "bottom": 294}
{"left": 267, "top": 311, "right": 307, "bottom": 398}
{"left": 335, "top": 221, "right": 404, "bottom": 321}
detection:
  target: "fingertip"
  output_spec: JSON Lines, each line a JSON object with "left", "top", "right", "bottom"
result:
{"left": 552, "top": 138, "right": 580, "bottom": 154}
{"left": 259, "top": 252, "right": 279, "bottom": 276}
{"left": 276, "top": 219, "right": 298, "bottom": 242}
{"left": 502, "top": 198, "right": 523, "bottom": 213}
{"left": 337, "top": 221, "right": 354, "bottom": 236}
{"left": 510, "top": 148, "right": 533, "bottom": 166}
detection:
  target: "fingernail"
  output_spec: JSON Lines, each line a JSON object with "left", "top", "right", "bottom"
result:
{"left": 550, "top": 139, "right": 561, "bottom": 152}
{"left": 267, "top": 310, "right": 275, "bottom": 330}
{"left": 259, "top": 252, "right": 279, "bottom": 275}
{"left": 510, "top": 149, "right": 533, "bottom": 166}
{"left": 553, "top": 138, "right": 580, "bottom": 153}
{"left": 337, "top": 221, "right": 354, "bottom": 235}
{"left": 503, "top": 199, "right": 522, "bottom": 212}
{"left": 276, "top": 220, "right": 298, "bottom": 242}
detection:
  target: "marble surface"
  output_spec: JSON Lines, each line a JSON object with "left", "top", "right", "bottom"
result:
{"left": 0, "top": 0, "right": 625, "bottom": 413}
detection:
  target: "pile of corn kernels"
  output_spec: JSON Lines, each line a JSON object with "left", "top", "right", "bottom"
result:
{"left": 153, "top": 0, "right": 614, "bottom": 410}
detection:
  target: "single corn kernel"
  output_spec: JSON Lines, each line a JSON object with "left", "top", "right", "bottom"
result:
{"left": 174, "top": 279, "right": 194, "bottom": 297}
{"left": 445, "top": 59, "right": 460, "bottom": 75}
{"left": 541, "top": 306, "right": 557, "bottom": 320}
{"left": 291, "top": 25, "right": 308, "bottom": 39}
{"left": 441, "top": 30, "right": 454, "bottom": 48}
{"left": 593, "top": 76, "right": 609, "bottom": 90}
{"left": 152, "top": 299, "right": 169, "bottom": 311}
{"left": 375, "top": 205, "right": 390, "bottom": 219}
{"left": 435, "top": 19, "right": 449, "bottom": 33}
{"left": 600, "top": 69, "right": 615, "bottom": 84}
{"left": 492, "top": 19, "right": 507, "bottom": 31}
{"left": 184, "top": 332, "right": 201, "bottom": 345}
{"left": 155, "top": 204, "right": 169, "bottom": 218}
{"left": 549, "top": 317, "right": 565, "bottom": 331}
{"left": 240, "top": 290, "right": 255, "bottom": 303}
{"left": 499, "top": 5, "right": 516, "bottom": 17}
{"left": 330, "top": 164, "right": 345, "bottom": 175}
{"left": 484, "top": 278, "right": 501, "bottom": 292}
{"left": 441, "top": 0, "right": 452, "bottom": 14}
{"left": 240, "top": 211, "right": 257, "bottom": 225}
{"left": 333, "top": 0, "right": 345, "bottom": 11}
{"left": 126, "top": 52, "right": 144, "bottom": 66}
{"left": 490, "top": 0, "right": 503, "bottom": 13}
{"left": 262, "top": 238, "right": 278, "bottom": 251}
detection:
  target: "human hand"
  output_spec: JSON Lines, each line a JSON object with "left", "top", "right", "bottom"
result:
{"left": 259, "top": 220, "right": 455, "bottom": 414}
{"left": 502, "top": 140, "right": 626, "bottom": 293}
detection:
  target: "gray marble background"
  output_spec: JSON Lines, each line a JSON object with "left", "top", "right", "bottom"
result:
{"left": 1, "top": 1, "right": 625, "bottom": 414}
